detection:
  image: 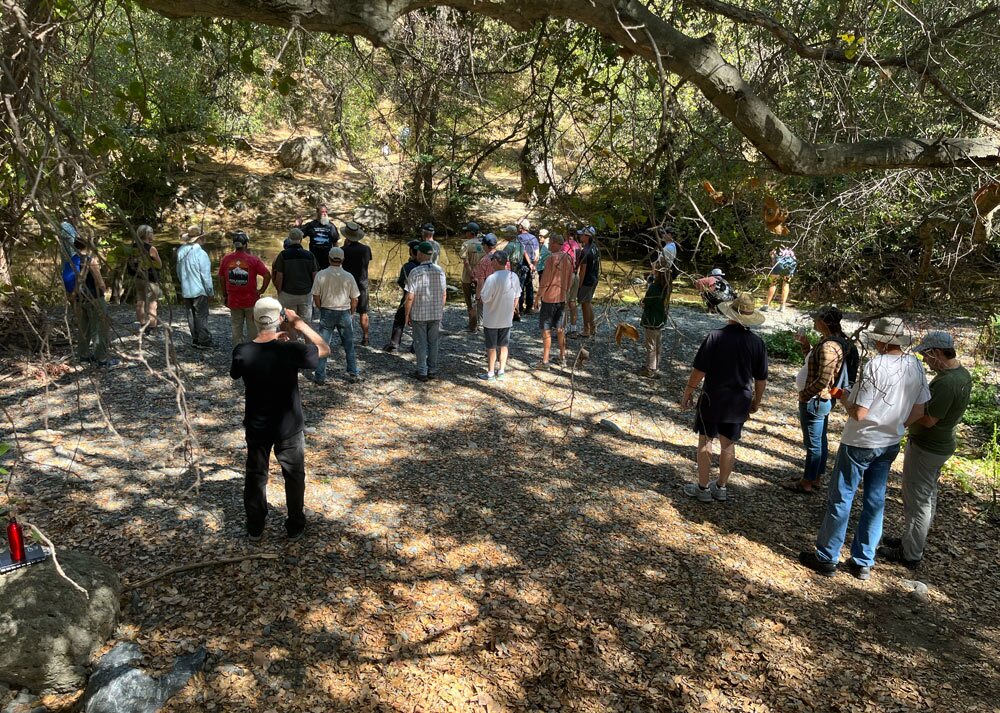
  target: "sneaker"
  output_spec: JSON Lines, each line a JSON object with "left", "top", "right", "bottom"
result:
{"left": 287, "top": 528, "right": 305, "bottom": 542}
{"left": 778, "top": 305, "right": 786, "bottom": 313}
{"left": 760, "top": 305, "right": 769, "bottom": 312}
{"left": 710, "top": 481, "right": 728, "bottom": 501}
{"left": 683, "top": 482, "right": 713, "bottom": 503}
{"left": 346, "top": 372, "right": 360, "bottom": 383}
{"left": 479, "top": 373, "right": 496, "bottom": 382}
{"left": 798, "top": 551, "right": 837, "bottom": 577}
{"left": 313, "top": 374, "right": 326, "bottom": 385}
{"left": 558, "top": 357, "right": 567, "bottom": 368}
{"left": 845, "top": 559, "right": 871, "bottom": 580}
{"left": 496, "top": 371, "right": 506, "bottom": 381}
{"left": 248, "top": 531, "right": 263, "bottom": 543}
{"left": 876, "top": 544, "right": 921, "bottom": 570}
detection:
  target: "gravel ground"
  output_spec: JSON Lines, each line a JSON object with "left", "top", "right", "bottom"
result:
{"left": 1, "top": 298, "right": 998, "bottom": 712}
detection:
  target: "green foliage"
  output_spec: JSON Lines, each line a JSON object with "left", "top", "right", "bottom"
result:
{"left": 762, "top": 330, "right": 815, "bottom": 364}
{"left": 966, "top": 367, "right": 1000, "bottom": 443}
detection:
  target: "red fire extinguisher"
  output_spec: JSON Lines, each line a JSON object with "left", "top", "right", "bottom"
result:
{"left": 7, "top": 517, "right": 26, "bottom": 563}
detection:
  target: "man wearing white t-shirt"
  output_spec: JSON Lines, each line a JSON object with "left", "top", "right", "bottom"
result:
{"left": 800, "top": 317, "right": 930, "bottom": 581}
{"left": 478, "top": 252, "right": 521, "bottom": 382}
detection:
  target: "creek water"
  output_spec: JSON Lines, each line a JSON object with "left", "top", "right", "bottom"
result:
{"left": 152, "top": 230, "right": 655, "bottom": 305}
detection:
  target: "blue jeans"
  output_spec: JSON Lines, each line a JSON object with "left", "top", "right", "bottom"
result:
{"left": 412, "top": 319, "right": 441, "bottom": 376}
{"left": 799, "top": 397, "right": 833, "bottom": 482}
{"left": 815, "top": 442, "right": 901, "bottom": 568}
{"left": 315, "top": 308, "right": 357, "bottom": 380}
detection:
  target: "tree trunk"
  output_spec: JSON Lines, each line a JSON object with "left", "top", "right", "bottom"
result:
{"left": 136, "top": 0, "right": 1000, "bottom": 175}
{"left": 518, "top": 125, "right": 558, "bottom": 205}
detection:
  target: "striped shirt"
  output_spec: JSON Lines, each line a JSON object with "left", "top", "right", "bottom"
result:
{"left": 405, "top": 262, "right": 446, "bottom": 322}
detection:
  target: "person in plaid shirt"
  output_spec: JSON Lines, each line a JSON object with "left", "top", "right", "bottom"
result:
{"left": 404, "top": 242, "right": 447, "bottom": 381}
{"left": 782, "top": 306, "right": 854, "bottom": 494}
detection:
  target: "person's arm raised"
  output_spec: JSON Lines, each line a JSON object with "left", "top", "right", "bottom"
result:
{"left": 284, "top": 309, "right": 329, "bottom": 358}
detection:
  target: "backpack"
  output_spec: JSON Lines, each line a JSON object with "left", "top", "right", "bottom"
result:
{"left": 829, "top": 335, "right": 860, "bottom": 391}
{"left": 61, "top": 254, "right": 82, "bottom": 294}
{"left": 705, "top": 277, "right": 735, "bottom": 305}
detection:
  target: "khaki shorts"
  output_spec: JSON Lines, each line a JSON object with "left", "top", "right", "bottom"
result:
{"left": 134, "top": 280, "right": 163, "bottom": 302}
{"left": 567, "top": 274, "right": 580, "bottom": 303}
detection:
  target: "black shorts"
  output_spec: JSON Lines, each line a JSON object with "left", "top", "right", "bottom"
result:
{"left": 538, "top": 301, "right": 565, "bottom": 331}
{"left": 694, "top": 413, "right": 744, "bottom": 442}
{"left": 356, "top": 285, "right": 369, "bottom": 314}
{"left": 484, "top": 327, "right": 511, "bottom": 350}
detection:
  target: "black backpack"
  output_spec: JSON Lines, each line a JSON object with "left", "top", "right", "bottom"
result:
{"left": 829, "top": 335, "right": 860, "bottom": 390}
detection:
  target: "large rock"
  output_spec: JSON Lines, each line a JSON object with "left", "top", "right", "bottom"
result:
{"left": 0, "top": 550, "right": 121, "bottom": 693}
{"left": 353, "top": 204, "right": 389, "bottom": 230}
{"left": 277, "top": 136, "right": 336, "bottom": 173}
{"left": 81, "top": 642, "right": 206, "bottom": 713}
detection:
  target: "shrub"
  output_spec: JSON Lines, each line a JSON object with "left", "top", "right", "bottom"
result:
{"left": 763, "top": 329, "right": 816, "bottom": 364}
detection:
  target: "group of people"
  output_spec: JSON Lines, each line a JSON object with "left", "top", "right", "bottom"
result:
{"left": 60, "top": 212, "right": 973, "bottom": 582}
{"left": 681, "top": 293, "right": 972, "bottom": 579}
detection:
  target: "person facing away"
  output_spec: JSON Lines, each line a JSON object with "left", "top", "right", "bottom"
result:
{"left": 273, "top": 228, "right": 319, "bottom": 323}
{"left": 782, "top": 305, "right": 858, "bottom": 494}
{"left": 681, "top": 293, "right": 769, "bottom": 503}
{"left": 404, "top": 241, "right": 447, "bottom": 382}
{"left": 175, "top": 225, "right": 214, "bottom": 350}
{"left": 340, "top": 221, "right": 373, "bottom": 346}
{"left": 478, "top": 251, "right": 520, "bottom": 382}
{"left": 639, "top": 269, "right": 669, "bottom": 379}
{"left": 129, "top": 224, "right": 162, "bottom": 329}
{"left": 878, "top": 331, "right": 972, "bottom": 569}
{"left": 230, "top": 298, "right": 330, "bottom": 543}
{"left": 298, "top": 204, "right": 340, "bottom": 270}
{"left": 459, "top": 221, "right": 483, "bottom": 331}
{"left": 312, "top": 246, "right": 361, "bottom": 384}
{"left": 383, "top": 240, "right": 422, "bottom": 352}
{"left": 799, "top": 317, "right": 930, "bottom": 581}
{"left": 219, "top": 230, "right": 271, "bottom": 345}
{"left": 71, "top": 238, "right": 118, "bottom": 367}
{"left": 420, "top": 223, "right": 443, "bottom": 265}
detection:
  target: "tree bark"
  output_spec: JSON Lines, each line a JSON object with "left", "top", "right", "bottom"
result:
{"left": 135, "top": 0, "right": 1000, "bottom": 176}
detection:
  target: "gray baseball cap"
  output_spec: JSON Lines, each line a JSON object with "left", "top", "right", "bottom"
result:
{"left": 914, "top": 331, "right": 954, "bottom": 352}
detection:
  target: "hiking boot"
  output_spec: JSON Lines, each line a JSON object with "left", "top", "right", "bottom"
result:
{"left": 413, "top": 372, "right": 430, "bottom": 382}
{"left": 312, "top": 374, "right": 326, "bottom": 385}
{"left": 248, "top": 531, "right": 263, "bottom": 544}
{"left": 383, "top": 343, "right": 397, "bottom": 353}
{"left": 287, "top": 528, "right": 305, "bottom": 542}
{"left": 710, "top": 481, "right": 728, "bottom": 502}
{"left": 346, "top": 372, "right": 361, "bottom": 383}
{"left": 881, "top": 536, "right": 902, "bottom": 549}
{"left": 845, "top": 559, "right": 871, "bottom": 580}
{"left": 798, "top": 551, "right": 837, "bottom": 577}
{"left": 683, "top": 482, "right": 713, "bottom": 503}
{"left": 877, "top": 544, "right": 921, "bottom": 570}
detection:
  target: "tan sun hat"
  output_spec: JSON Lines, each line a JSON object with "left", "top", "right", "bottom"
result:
{"left": 718, "top": 293, "right": 765, "bottom": 327}
{"left": 183, "top": 225, "right": 204, "bottom": 243}
{"left": 864, "top": 317, "right": 913, "bottom": 347}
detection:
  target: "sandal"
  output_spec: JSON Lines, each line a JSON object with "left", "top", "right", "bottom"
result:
{"left": 780, "top": 479, "right": 815, "bottom": 494}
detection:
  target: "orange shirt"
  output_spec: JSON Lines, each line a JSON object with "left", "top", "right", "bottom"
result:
{"left": 538, "top": 251, "right": 574, "bottom": 303}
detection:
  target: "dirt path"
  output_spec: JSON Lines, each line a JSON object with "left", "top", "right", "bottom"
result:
{"left": 2, "top": 300, "right": 998, "bottom": 712}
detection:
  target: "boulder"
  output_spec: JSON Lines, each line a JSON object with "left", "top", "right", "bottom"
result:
{"left": 353, "top": 205, "right": 389, "bottom": 230}
{"left": 0, "top": 550, "right": 121, "bottom": 693}
{"left": 81, "top": 642, "right": 206, "bottom": 713}
{"left": 277, "top": 136, "right": 336, "bottom": 173}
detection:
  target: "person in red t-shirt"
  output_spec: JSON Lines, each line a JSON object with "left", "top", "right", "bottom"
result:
{"left": 219, "top": 231, "right": 271, "bottom": 345}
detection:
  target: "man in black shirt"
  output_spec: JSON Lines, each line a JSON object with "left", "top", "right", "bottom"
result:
{"left": 576, "top": 227, "right": 600, "bottom": 338}
{"left": 273, "top": 228, "right": 319, "bottom": 325}
{"left": 383, "top": 240, "right": 421, "bottom": 352}
{"left": 298, "top": 204, "right": 340, "bottom": 269}
{"left": 230, "top": 298, "right": 330, "bottom": 542}
{"left": 680, "top": 294, "right": 769, "bottom": 503}
{"left": 341, "top": 221, "right": 373, "bottom": 346}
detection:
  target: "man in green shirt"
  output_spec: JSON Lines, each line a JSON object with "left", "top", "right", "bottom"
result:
{"left": 879, "top": 331, "right": 972, "bottom": 568}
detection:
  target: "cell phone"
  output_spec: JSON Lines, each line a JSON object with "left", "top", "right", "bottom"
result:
{"left": 280, "top": 309, "right": 287, "bottom": 322}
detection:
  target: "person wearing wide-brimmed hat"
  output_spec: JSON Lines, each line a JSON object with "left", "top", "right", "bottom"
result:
{"left": 878, "top": 331, "right": 972, "bottom": 569}
{"left": 800, "top": 316, "right": 930, "bottom": 581}
{"left": 175, "top": 225, "right": 214, "bottom": 349}
{"left": 680, "top": 294, "right": 769, "bottom": 504}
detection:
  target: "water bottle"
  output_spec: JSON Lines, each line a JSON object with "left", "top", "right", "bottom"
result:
{"left": 7, "top": 517, "right": 25, "bottom": 563}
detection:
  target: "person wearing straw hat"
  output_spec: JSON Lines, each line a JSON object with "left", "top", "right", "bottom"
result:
{"left": 175, "top": 225, "right": 214, "bottom": 349}
{"left": 878, "top": 331, "right": 971, "bottom": 569}
{"left": 800, "top": 317, "right": 930, "bottom": 580}
{"left": 680, "top": 294, "right": 769, "bottom": 503}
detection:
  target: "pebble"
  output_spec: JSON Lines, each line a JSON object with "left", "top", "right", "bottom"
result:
{"left": 902, "top": 579, "right": 930, "bottom": 604}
